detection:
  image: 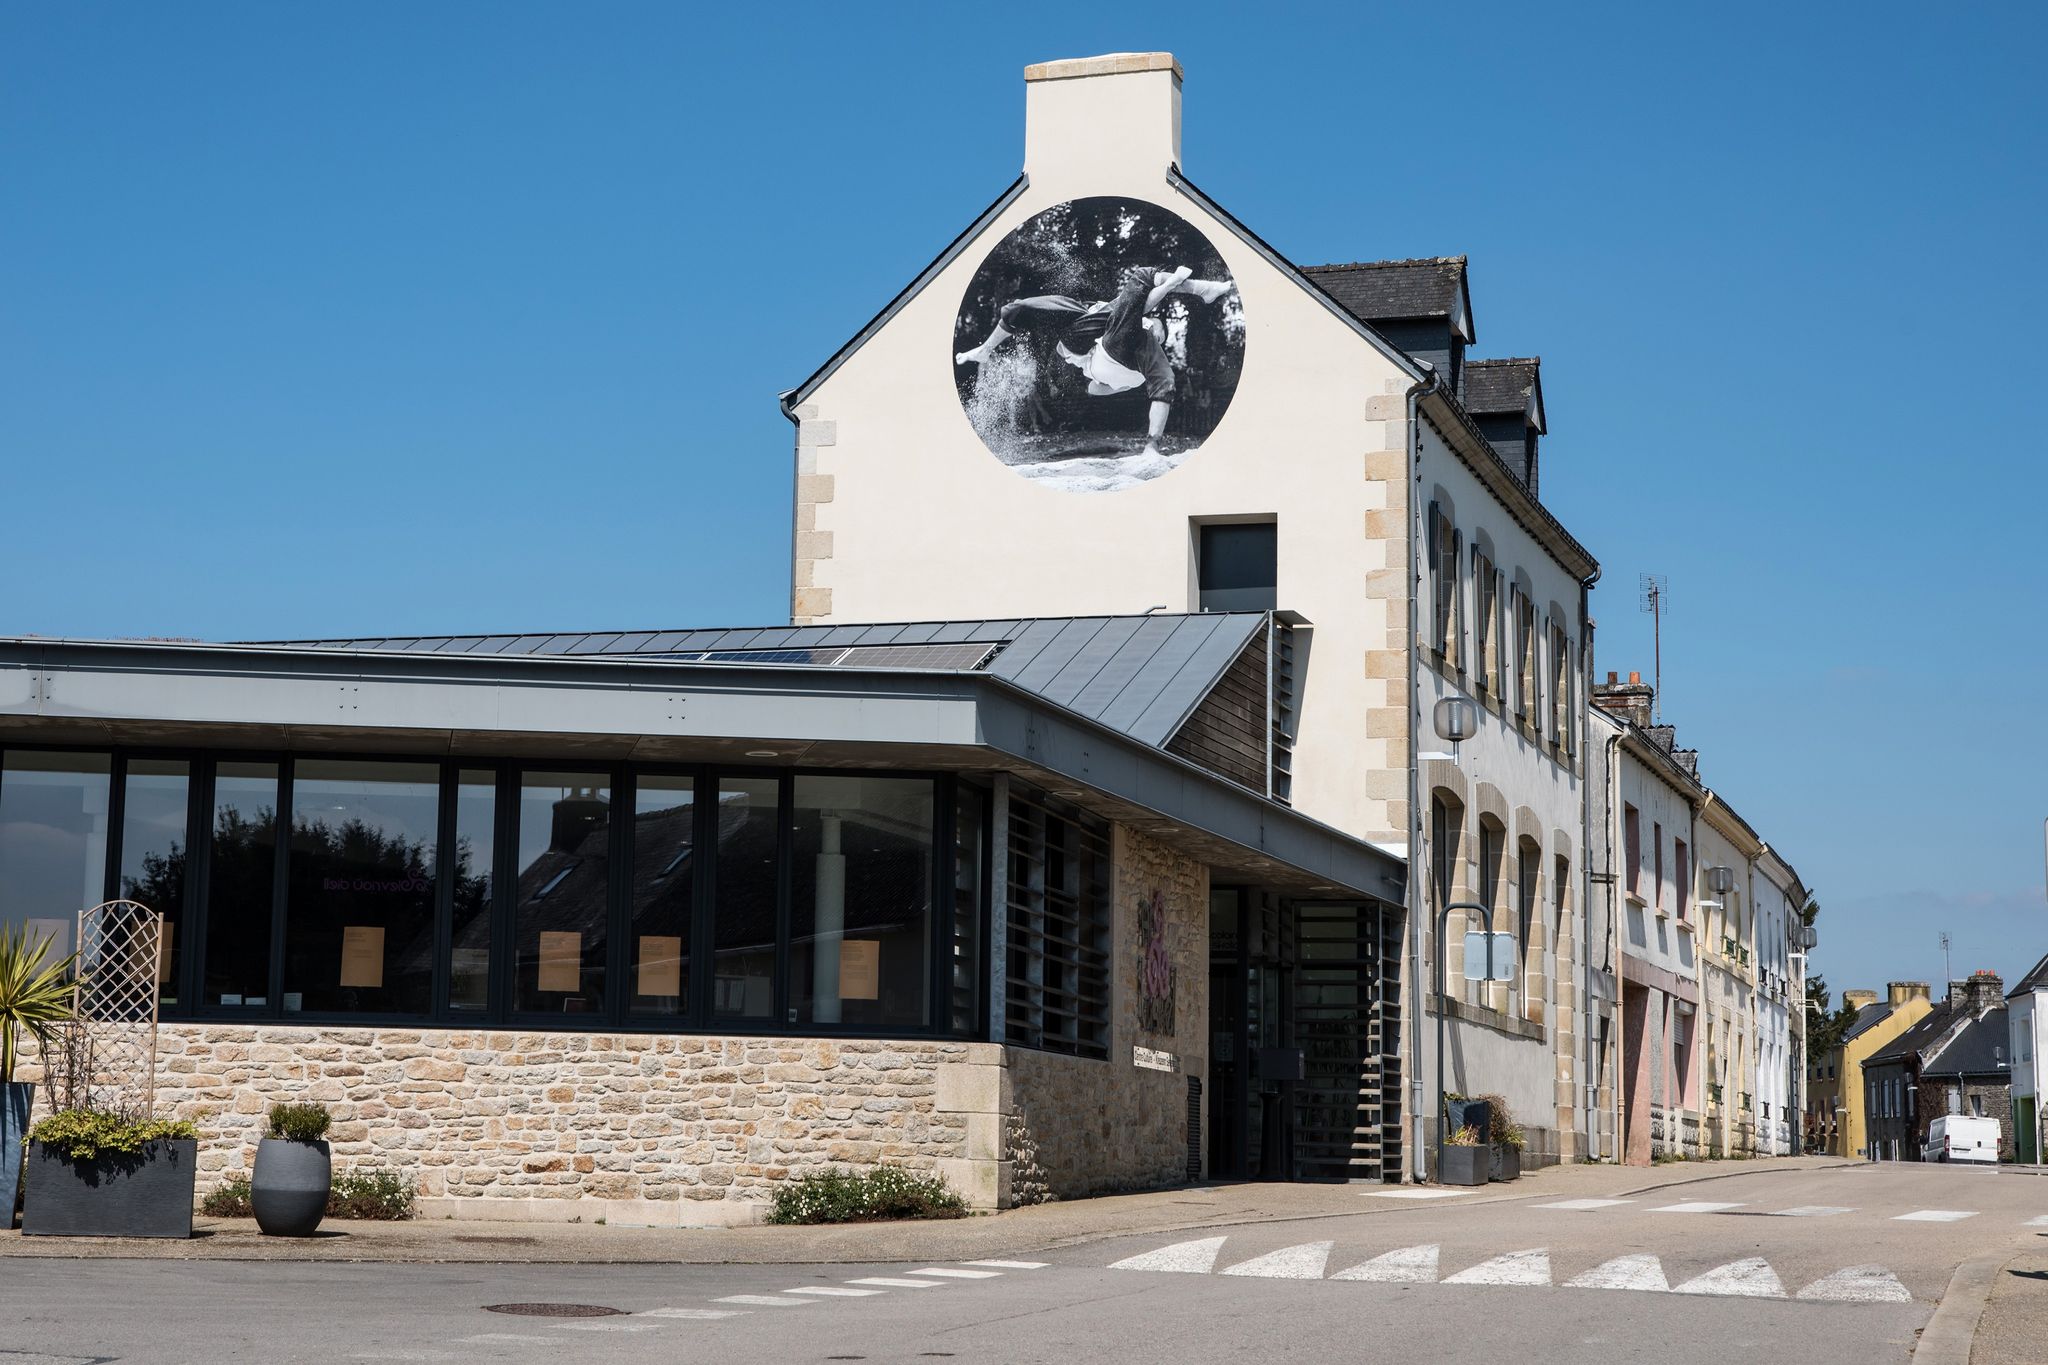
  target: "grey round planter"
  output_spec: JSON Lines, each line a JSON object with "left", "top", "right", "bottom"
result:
{"left": 251, "top": 1138, "right": 330, "bottom": 1237}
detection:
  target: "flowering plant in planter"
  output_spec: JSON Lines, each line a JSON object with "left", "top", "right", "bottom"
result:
{"left": 22, "top": 1108, "right": 201, "bottom": 1239}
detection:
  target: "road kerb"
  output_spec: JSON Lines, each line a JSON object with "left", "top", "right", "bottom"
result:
{"left": 1912, "top": 1252, "right": 2007, "bottom": 1364}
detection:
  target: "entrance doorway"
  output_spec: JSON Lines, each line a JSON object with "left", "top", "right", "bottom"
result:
{"left": 1208, "top": 889, "right": 1403, "bottom": 1182}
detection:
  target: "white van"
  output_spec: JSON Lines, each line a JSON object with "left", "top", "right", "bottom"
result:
{"left": 1922, "top": 1115, "right": 2001, "bottom": 1163}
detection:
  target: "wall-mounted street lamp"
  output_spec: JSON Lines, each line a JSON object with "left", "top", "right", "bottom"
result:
{"left": 1707, "top": 866, "right": 1738, "bottom": 895}
{"left": 1418, "top": 696, "right": 1478, "bottom": 763}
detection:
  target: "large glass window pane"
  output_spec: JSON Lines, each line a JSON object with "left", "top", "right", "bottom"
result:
{"left": 0, "top": 751, "right": 112, "bottom": 965}
{"left": 514, "top": 771, "right": 610, "bottom": 1015}
{"left": 204, "top": 761, "right": 279, "bottom": 1007}
{"left": 118, "top": 759, "right": 191, "bottom": 1006}
{"left": 448, "top": 769, "right": 496, "bottom": 1013}
{"left": 950, "top": 781, "right": 986, "bottom": 1036}
{"left": 628, "top": 775, "right": 695, "bottom": 1019}
{"left": 711, "top": 777, "right": 778, "bottom": 1021}
{"left": 790, "top": 776, "right": 933, "bottom": 1032}
{"left": 283, "top": 760, "right": 439, "bottom": 1017}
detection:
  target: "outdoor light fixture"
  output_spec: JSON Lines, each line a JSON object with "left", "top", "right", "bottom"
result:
{"left": 1707, "top": 865, "right": 1738, "bottom": 895}
{"left": 1419, "top": 696, "right": 1479, "bottom": 763}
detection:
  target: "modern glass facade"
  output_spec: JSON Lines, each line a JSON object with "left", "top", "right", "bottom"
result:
{"left": 0, "top": 745, "right": 1023, "bottom": 1043}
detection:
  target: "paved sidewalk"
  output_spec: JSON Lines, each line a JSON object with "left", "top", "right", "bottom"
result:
{"left": 0, "top": 1155, "right": 1853, "bottom": 1265}
{"left": 1971, "top": 1247, "right": 2048, "bottom": 1364}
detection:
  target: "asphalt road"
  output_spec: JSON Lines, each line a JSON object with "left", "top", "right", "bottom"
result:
{"left": 4, "top": 1162, "right": 2043, "bottom": 1365}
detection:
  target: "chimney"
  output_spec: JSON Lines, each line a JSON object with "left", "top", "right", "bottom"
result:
{"left": 1886, "top": 981, "right": 1929, "bottom": 1007}
{"left": 1024, "top": 53, "right": 1183, "bottom": 183}
{"left": 1964, "top": 970, "right": 2004, "bottom": 1014}
{"left": 1592, "top": 670, "right": 1654, "bottom": 729}
{"left": 1843, "top": 989, "right": 1879, "bottom": 1011}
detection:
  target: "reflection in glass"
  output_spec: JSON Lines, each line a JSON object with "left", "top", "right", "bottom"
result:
{"left": 119, "top": 760, "right": 191, "bottom": 1004}
{"left": 514, "top": 771, "right": 610, "bottom": 1014}
{"left": 711, "top": 778, "right": 778, "bottom": 1021}
{"left": 204, "top": 762, "right": 280, "bottom": 1007}
{"left": 789, "top": 776, "right": 933, "bottom": 1031}
{"left": 448, "top": 770, "right": 495, "bottom": 1013}
{"left": 0, "top": 751, "right": 112, "bottom": 965}
{"left": 283, "top": 760, "right": 439, "bottom": 1016}
{"left": 629, "top": 775, "right": 695, "bottom": 1018}
{"left": 950, "top": 782, "right": 985, "bottom": 1035}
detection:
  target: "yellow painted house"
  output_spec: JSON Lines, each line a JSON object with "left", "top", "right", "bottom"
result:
{"left": 1808, "top": 983, "right": 1932, "bottom": 1157}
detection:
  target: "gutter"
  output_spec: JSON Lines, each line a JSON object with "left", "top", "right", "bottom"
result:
{"left": 1404, "top": 362, "right": 1441, "bottom": 1182}
{"left": 1579, "top": 564, "right": 1601, "bottom": 1159}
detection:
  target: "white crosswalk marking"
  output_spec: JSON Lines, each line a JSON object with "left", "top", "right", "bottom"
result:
{"left": 1331, "top": 1244, "right": 1439, "bottom": 1283}
{"left": 1219, "top": 1241, "right": 1333, "bottom": 1279}
{"left": 782, "top": 1286, "right": 885, "bottom": 1297}
{"left": 454, "top": 1337, "right": 554, "bottom": 1346}
{"left": 1565, "top": 1254, "right": 1669, "bottom": 1292}
{"left": 638, "top": 1309, "right": 746, "bottom": 1319}
{"left": 1444, "top": 1249, "right": 1550, "bottom": 1287}
{"left": 1767, "top": 1206, "right": 1854, "bottom": 1217}
{"left": 908, "top": 1267, "right": 1002, "bottom": 1279}
{"left": 2028, "top": 1215, "right": 2048, "bottom": 1228}
{"left": 1537, "top": 1198, "right": 1634, "bottom": 1211}
{"left": 555, "top": 1321, "right": 656, "bottom": 1332}
{"left": 1672, "top": 1258, "right": 1785, "bottom": 1298}
{"left": 1109, "top": 1236, "right": 1229, "bottom": 1274}
{"left": 846, "top": 1278, "right": 945, "bottom": 1288}
{"left": 1797, "top": 1265, "right": 1912, "bottom": 1303}
{"left": 1651, "top": 1201, "right": 1745, "bottom": 1214}
{"left": 714, "top": 1295, "right": 812, "bottom": 1307}
{"left": 965, "top": 1260, "right": 1049, "bottom": 1269}
{"left": 1894, "top": 1209, "right": 1976, "bottom": 1222}
{"left": 1361, "top": 1187, "right": 1468, "bottom": 1199}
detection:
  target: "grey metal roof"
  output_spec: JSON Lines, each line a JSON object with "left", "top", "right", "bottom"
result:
{"left": 254, "top": 612, "right": 1268, "bottom": 753}
{"left": 1841, "top": 1000, "right": 1896, "bottom": 1043}
{"left": 2010, "top": 950, "right": 2048, "bottom": 998}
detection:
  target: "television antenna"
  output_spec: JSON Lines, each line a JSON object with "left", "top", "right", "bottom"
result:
{"left": 1638, "top": 574, "right": 1669, "bottom": 720}
{"left": 1939, "top": 931, "right": 1952, "bottom": 987}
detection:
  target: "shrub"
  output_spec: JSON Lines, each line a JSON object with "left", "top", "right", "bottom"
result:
{"left": 27, "top": 1109, "right": 198, "bottom": 1163}
{"left": 266, "top": 1102, "right": 331, "bottom": 1144}
{"left": 202, "top": 1176, "right": 253, "bottom": 1218}
{"left": 1444, "top": 1125, "right": 1482, "bottom": 1148}
{"left": 766, "top": 1165, "right": 968, "bottom": 1225}
{"left": 328, "top": 1168, "right": 416, "bottom": 1221}
{"left": 1475, "top": 1093, "right": 1525, "bottom": 1150}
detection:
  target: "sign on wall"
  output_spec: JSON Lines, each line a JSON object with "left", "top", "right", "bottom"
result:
{"left": 953, "top": 196, "right": 1244, "bottom": 493}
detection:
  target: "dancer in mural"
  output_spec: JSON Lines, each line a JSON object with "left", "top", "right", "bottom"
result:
{"left": 956, "top": 264, "right": 1236, "bottom": 460}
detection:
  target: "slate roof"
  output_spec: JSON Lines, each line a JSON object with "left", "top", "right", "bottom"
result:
{"left": 1922, "top": 1008, "right": 2012, "bottom": 1079}
{"left": 1463, "top": 357, "right": 1546, "bottom": 432}
{"left": 254, "top": 612, "right": 1270, "bottom": 753}
{"left": 2010, "top": 949, "right": 2048, "bottom": 998}
{"left": 1841, "top": 1000, "right": 1896, "bottom": 1043}
{"left": 1299, "top": 257, "right": 1468, "bottom": 322}
{"left": 1865, "top": 1003, "right": 1958, "bottom": 1067}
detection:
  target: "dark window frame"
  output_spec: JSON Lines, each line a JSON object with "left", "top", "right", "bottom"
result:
{"left": 0, "top": 742, "right": 977, "bottom": 1043}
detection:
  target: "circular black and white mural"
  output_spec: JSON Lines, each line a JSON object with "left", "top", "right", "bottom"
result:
{"left": 953, "top": 196, "right": 1245, "bottom": 493}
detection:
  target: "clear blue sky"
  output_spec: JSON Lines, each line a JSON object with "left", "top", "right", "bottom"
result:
{"left": 4, "top": 3, "right": 2043, "bottom": 999}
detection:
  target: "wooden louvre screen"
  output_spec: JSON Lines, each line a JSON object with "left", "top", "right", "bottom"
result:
{"left": 1003, "top": 788, "right": 1112, "bottom": 1060}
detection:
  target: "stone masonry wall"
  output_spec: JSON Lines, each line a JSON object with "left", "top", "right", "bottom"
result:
{"left": 1002, "top": 824, "right": 1209, "bottom": 1200}
{"left": 21, "top": 1029, "right": 977, "bottom": 1226}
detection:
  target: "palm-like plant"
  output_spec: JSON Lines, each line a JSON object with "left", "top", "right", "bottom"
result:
{"left": 0, "top": 923, "right": 78, "bottom": 1085}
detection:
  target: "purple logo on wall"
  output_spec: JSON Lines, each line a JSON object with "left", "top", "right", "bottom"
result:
{"left": 954, "top": 196, "right": 1245, "bottom": 494}
{"left": 1137, "top": 888, "right": 1177, "bottom": 1037}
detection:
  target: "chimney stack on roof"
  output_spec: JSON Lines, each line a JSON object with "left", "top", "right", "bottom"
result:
{"left": 1887, "top": 981, "right": 1929, "bottom": 1007}
{"left": 1962, "top": 970, "right": 2004, "bottom": 1014}
{"left": 1843, "top": 989, "right": 1879, "bottom": 1011}
{"left": 1593, "top": 670, "right": 1655, "bottom": 730}
{"left": 1024, "top": 53, "right": 1183, "bottom": 183}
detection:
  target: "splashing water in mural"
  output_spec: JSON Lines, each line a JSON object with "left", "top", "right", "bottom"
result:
{"left": 954, "top": 197, "right": 1245, "bottom": 493}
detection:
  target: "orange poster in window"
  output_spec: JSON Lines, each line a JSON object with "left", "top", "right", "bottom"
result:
{"left": 838, "top": 939, "right": 880, "bottom": 1001}
{"left": 339, "top": 925, "right": 385, "bottom": 989}
{"left": 637, "top": 936, "right": 682, "bottom": 997}
{"left": 538, "top": 931, "right": 581, "bottom": 992}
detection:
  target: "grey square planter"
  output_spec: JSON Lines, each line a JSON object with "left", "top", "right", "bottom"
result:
{"left": 22, "top": 1138, "right": 197, "bottom": 1239}
{"left": 1437, "top": 1144, "right": 1488, "bottom": 1187}
{"left": 1490, "top": 1145, "right": 1522, "bottom": 1182}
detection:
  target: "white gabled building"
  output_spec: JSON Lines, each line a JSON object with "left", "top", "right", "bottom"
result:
{"left": 784, "top": 52, "right": 1602, "bottom": 1175}
{"left": 2011, "top": 953, "right": 2048, "bottom": 1164}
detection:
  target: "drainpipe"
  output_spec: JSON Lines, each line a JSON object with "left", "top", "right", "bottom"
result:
{"left": 1599, "top": 723, "right": 1623, "bottom": 1159}
{"left": 1405, "top": 365, "right": 1441, "bottom": 1182}
{"left": 1578, "top": 572, "right": 1600, "bottom": 1160}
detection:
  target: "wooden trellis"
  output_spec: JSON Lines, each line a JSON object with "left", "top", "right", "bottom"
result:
{"left": 46, "top": 899, "right": 163, "bottom": 1119}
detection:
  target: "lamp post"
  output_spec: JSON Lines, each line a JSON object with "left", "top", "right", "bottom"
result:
{"left": 1411, "top": 694, "right": 1480, "bottom": 1181}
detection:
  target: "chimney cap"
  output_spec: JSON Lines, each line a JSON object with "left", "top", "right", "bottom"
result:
{"left": 1025, "top": 52, "right": 1183, "bottom": 83}
{"left": 1628, "top": 671, "right": 1641, "bottom": 684}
